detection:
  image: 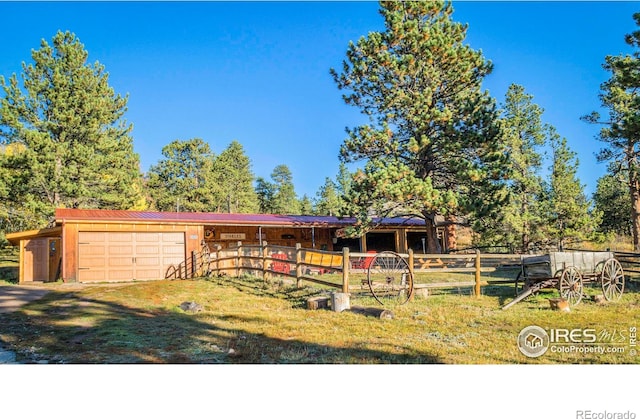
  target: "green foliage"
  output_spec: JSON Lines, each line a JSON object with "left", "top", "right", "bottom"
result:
{"left": 331, "top": 1, "right": 508, "bottom": 252}
{"left": 593, "top": 171, "right": 632, "bottom": 236}
{"left": 211, "top": 140, "right": 259, "bottom": 213}
{"left": 146, "top": 138, "right": 215, "bottom": 212}
{"left": 0, "top": 31, "right": 144, "bottom": 229}
{"left": 256, "top": 165, "right": 300, "bottom": 214}
{"left": 476, "top": 84, "right": 548, "bottom": 252}
{"left": 583, "top": 12, "right": 640, "bottom": 250}
{"left": 543, "top": 132, "right": 603, "bottom": 249}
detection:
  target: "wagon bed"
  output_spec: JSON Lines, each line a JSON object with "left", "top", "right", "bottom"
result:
{"left": 502, "top": 251, "right": 624, "bottom": 310}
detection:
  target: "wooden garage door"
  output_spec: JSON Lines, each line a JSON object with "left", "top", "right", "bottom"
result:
{"left": 78, "top": 232, "right": 185, "bottom": 282}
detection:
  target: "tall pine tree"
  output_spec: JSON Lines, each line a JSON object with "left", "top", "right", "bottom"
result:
{"left": 331, "top": 1, "right": 507, "bottom": 252}
{"left": 0, "top": 31, "right": 144, "bottom": 227}
{"left": 583, "top": 12, "right": 640, "bottom": 250}
{"left": 544, "top": 131, "right": 601, "bottom": 250}
{"left": 212, "top": 140, "right": 258, "bottom": 213}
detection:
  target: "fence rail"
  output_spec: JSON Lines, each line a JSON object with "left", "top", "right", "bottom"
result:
{"left": 169, "top": 242, "right": 535, "bottom": 297}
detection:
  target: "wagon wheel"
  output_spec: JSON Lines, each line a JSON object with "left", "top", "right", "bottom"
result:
{"left": 367, "top": 251, "right": 414, "bottom": 306}
{"left": 559, "top": 266, "right": 583, "bottom": 306}
{"left": 601, "top": 258, "right": 625, "bottom": 301}
{"left": 514, "top": 271, "right": 524, "bottom": 297}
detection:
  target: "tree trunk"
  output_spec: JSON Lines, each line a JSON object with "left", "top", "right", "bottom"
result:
{"left": 424, "top": 216, "right": 442, "bottom": 254}
{"left": 445, "top": 215, "right": 457, "bottom": 252}
{"left": 630, "top": 179, "right": 640, "bottom": 252}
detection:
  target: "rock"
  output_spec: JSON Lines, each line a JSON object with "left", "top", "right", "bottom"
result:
{"left": 549, "top": 298, "right": 570, "bottom": 312}
{"left": 593, "top": 294, "right": 607, "bottom": 304}
{"left": 179, "top": 301, "right": 203, "bottom": 313}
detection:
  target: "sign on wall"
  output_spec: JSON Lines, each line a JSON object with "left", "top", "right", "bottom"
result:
{"left": 220, "top": 233, "right": 246, "bottom": 240}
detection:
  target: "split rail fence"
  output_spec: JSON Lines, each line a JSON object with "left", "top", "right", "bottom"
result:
{"left": 168, "top": 241, "right": 533, "bottom": 297}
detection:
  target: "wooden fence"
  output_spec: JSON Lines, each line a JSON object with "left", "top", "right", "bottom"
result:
{"left": 191, "top": 242, "right": 529, "bottom": 297}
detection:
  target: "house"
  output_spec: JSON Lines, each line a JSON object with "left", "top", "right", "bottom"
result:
{"left": 6, "top": 208, "right": 451, "bottom": 284}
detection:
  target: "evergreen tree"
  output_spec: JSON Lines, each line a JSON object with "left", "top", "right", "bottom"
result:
{"left": 593, "top": 171, "right": 632, "bottom": 236}
{"left": 0, "top": 31, "right": 144, "bottom": 227}
{"left": 480, "top": 84, "right": 547, "bottom": 252}
{"left": 314, "top": 177, "right": 341, "bottom": 216}
{"left": 330, "top": 1, "right": 507, "bottom": 253}
{"left": 583, "top": 12, "right": 640, "bottom": 250}
{"left": 212, "top": 140, "right": 258, "bottom": 213}
{"left": 299, "top": 194, "right": 313, "bottom": 215}
{"left": 270, "top": 164, "right": 300, "bottom": 215}
{"left": 255, "top": 177, "right": 275, "bottom": 214}
{"left": 544, "top": 131, "right": 601, "bottom": 250}
{"left": 146, "top": 138, "right": 215, "bottom": 212}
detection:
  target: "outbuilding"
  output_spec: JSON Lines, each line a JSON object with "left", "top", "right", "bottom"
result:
{"left": 7, "top": 208, "right": 451, "bottom": 284}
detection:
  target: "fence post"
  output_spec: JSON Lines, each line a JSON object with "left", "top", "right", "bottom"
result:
{"left": 191, "top": 250, "right": 196, "bottom": 278}
{"left": 408, "top": 248, "right": 414, "bottom": 301}
{"left": 262, "top": 241, "right": 268, "bottom": 282}
{"left": 236, "top": 241, "right": 242, "bottom": 278}
{"left": 215, "top": 245, "right": 221, "bottom": 276}
{"left": 474, "top": 249, "right": 481, "bottom": 297}
{"left": 342, "top": 247, "right": 350, "bottom": 294}
{"left": 296, "top": 243, "right": 303, "bottom": 288}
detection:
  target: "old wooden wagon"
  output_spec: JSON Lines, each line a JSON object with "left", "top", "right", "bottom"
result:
{"left": 502, "top": 251, "right": 625, "bottom": 310}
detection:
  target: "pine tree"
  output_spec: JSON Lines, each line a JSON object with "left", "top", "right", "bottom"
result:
{"left": 593, "top": 171, "right": 632, "bottom": 236}
{"left": 330, "top": 1, "right": 507, "bottom": 252}
{"left": 545, "top": 131, "right": 601, "bottom": 250}
{"left": 146, "top": 138, "right": 215, "bottom": 212}
{"left": 314, "top": 177, "right": 341, "bottom": 216}
{"left": 212, "top": 140, "right": 258, "bottom": 213}
{"left": 0, "top": 31, "right": 144, "bottom": 227}
{"left": 480, "top": 84, "right": 547, "bottom": 252}
{"left": 583, "top": 12, "right": 640, "bottom": 250}
{"left": 270, "top": 165, "right": 300, "bottom": 215}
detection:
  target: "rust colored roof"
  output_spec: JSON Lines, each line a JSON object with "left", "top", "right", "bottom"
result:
{"left": 54, "top": 208, "right": 425, "bottom": 227}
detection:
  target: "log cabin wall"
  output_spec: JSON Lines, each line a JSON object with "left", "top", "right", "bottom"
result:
{"left": 204, "top": 225, "right": 334, "bottom": 250}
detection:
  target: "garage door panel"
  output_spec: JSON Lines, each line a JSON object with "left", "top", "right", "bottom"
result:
{"left": 108, "top": 245, "right": 133, "bottom": 255}
{"left": 136, "top": 245, "right": 160, "bottom": 255}
{"left": 136, "top": 257, "right": 160, "bottom": 266}
{"left": 107, "top": 232, "right": 134, "bottom": 242}
{"left": 136, "top": 233, "right": 160, "bottom": 242}
{"left": 78, "top": 232, "right": 185, "bottom": 282}
{"left": 81, "top": 245, "right": 107, "bottom": 256}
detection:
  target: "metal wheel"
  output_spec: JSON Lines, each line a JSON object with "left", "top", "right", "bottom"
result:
{"left": 601, "top": 258, "right": 625, "bottom": 301}
{"left": 559, "top": 266, "right": 583, "bottom": 306}
{"left": 367, "top": 251, "right": 413, "bottom": 306}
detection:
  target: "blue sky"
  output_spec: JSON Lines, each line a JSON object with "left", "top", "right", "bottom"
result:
{"left": 1, "top": 1, "right": 638, "bottom": 199}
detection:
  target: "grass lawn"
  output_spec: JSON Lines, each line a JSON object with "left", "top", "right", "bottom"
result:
{"left": 1, "top": 273, "right": 639, "bottom": 364}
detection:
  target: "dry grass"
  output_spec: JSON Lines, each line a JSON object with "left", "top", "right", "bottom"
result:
{"left": 1, "top": 273, "right": 639, "bottom": 364}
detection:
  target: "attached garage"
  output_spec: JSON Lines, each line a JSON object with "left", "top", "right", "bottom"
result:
{"left": 7, "top": 208, "right": 448, "bottom": 284}
{"left": 78, "top": 232, "right": 185, "bottom": 282}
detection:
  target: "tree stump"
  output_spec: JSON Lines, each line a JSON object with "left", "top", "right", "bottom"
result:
{"left": 307, "top": 296, "right": 330, "bottom": 310}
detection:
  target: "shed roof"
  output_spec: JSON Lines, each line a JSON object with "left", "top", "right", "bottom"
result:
{"left": 54, "top": 208, "right": 427, "bottom": 228}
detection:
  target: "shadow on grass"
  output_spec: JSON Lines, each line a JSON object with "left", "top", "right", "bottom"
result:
{"left": 0, "top": 281, "right": 442, "bottom": 364}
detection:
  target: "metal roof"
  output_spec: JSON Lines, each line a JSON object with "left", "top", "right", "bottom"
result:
{"left": 54, "top": 208, "right": 426, "bottom": 228}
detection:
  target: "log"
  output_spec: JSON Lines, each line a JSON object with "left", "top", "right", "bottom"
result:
{"left": 307, "top": 296, "right": 330, "bottom": 310}
{"left": 348, "top": 305, "right": 394, "bottom": 319}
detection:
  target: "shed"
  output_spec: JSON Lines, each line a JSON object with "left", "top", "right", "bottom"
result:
{"left": 6, "top": 208, "right": 449, "bottom": 284}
